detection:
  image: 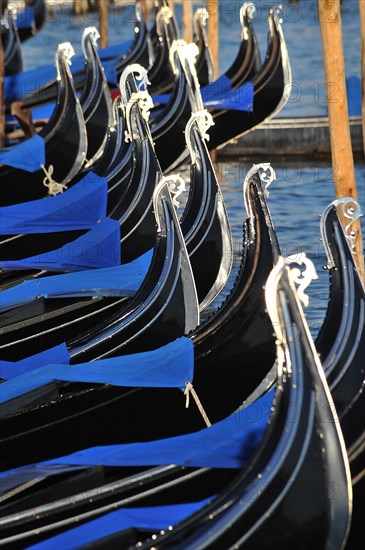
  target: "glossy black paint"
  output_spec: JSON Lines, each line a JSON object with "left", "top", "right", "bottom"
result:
{"left": 0, "top": 49, "right": 87, "bottom": 206}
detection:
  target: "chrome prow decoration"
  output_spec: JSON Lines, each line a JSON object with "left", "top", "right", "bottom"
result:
{"left": 321, "top": 197, "right": 363, "bottom": 268}
{"left": 194, "top": 7, "right": 209, "bottom": 29}
{"left": 119, "top": 64, "right": 153, "bottom": 143}
{"left": 55, "top": 42, "right": 75, "bottom": 75}
{"left": 285, "top": 253, "right": 319, "bottom": 307}
{"left": 240, "top": 2, "right": 256, "bottom": 40}
{"left": 185, "top": 110, "right": 215, "bottom": 164}
{"left": 153, "top": 175, "right": 187, "bottom": 226}
{"left": 169, "top": 39, "right": 203, "bottom": 110}
{"left": 153, "top": 176, "right": 200, "bottom": 331}
{"left": 81, "top": 26, "right": 100, "bottom": 57}
{"left": 243, "top": 163, "right": 276, "bottom": 218}
{"left": 119, "top": 64, "right": 151, "bottom": 103}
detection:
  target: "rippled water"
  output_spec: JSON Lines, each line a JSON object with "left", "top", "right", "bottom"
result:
{"left": 18, "top": 0, "right": 365, "bottom": 334}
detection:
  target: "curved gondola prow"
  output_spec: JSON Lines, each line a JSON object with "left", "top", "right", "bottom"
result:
{"left": 316, "top": 198, "right": 365, "bottom": 424}
{"left": 111, "top": 69, "right": 162, "bottom": 262}
{"left": 151, "top": 42, "right": 201, "bottom": 172}
{"left": 115, "top": 1, "right": 151, "bottom": 80}
{"left": 193, "top": 8, "right": 214, "bottom": 87}
{"left": 259, "top": 6, "right": 292, "bottom": 122}
{"left": 137, "top": 257, "right": 352, "bottom": 550}
{"left": 1, "top": 8, "right": 23, "bottom": 75}
{"left": 259, "top": 255, "right": 352, "bottom": 549}
{"left": 207, "top": 7, "right": 291, "bottom": 151}
{"left": 181, "top": 110, "right": 233, "bottom": 310}
{"left": 192, "top": 164, "right": 279, "bottom": 375}
{"left": 80, "top": 27, "right": 114, "bottom": 166}
{"left": 69, "top": 176, "right": 199, "bottom": 361}
{"left": 148, "top": 6, "right": 176, "bottom": 94}
{"left": 225, "top": 2, "right": 261, "bottom": 86}
{"left": 40, "top": 42, "right": 87, "bottom": 186}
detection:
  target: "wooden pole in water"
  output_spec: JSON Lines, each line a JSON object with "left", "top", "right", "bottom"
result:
{"left": 182, "top": 0, "right": 193, "bottom": 43}
{"left": 73, "top": 0, "right": 88, "bottom": 17}
{"left": 318, "top": 0, "right": 365, "bottom": 283}
{"left": 96, "top": 0, "right": 109, "bottom": 49}
{"left": 207, "top": 0, "right": 219, "bottom": 80}
{"left": 207, "top": 1, "right": 219, "bottom": 162}
{"left": 359, "top": 0, "right": 365, "bottom": 157}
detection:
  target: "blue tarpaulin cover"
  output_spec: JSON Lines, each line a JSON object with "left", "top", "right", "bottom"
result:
{"left": 153, "top": 75, "right": 253, "bottom": 112}
{"left": 0, "top": 337, "right": 194, "bottom": 401}
{"left": 346, "top": 76, "right": 361, "bottom": 116}
{"left": 0, "top": 390, "right": 273, "bottom": 492}
{"left": 26, "top": 500, "right": 211, "bottom": 550}
{"left": 0, "top": 343, "right": 70, "bottom": 380}
{"left": 0, "top": 172, "right": 108, "bottom": 234}
{"left": 0, "top": 217, "right": 121, "bottom": 272}
{"left": 0, "top": 249, "right": 152, "bottom": 312}
{"left": 4, "top": 41, "right": 131, "bottom": 102}
{"left": 98, "top": 39, "right": 132, "bottom": 61}
{"left": 0, "top": 134, "right": 45, "bottom": 172}
{"left": 16, "top": 6, "right": 35, "bottom": 29}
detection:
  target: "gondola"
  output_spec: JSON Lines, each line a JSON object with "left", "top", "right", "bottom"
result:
{"left": 1, "top": 7, "right": 23, "bottom": 76}
{"left": 0, "top": 42, "right": 87, "bottom": 206}
{"left": 206, "top": 6, "right": 291, "bottom": 151}
{"left": 0, "top": 256, "right": 352, "bottom": 550}
{"left": 151, "top": 5, "right": 288, "bottom": 170}
{"left": 142, "top": 4, "right": 177, "bottom": 96}
{"left": 78, "top": 27, "right": 114, "bottom": 167}
{"left": 193, "top": 8, "right": 214, "bottom": 89}
{"left": 0, "top": 70, "right": 161, "bottom": 282}
{"left": 151, "top": 40, "right": 205, "bottom": 173}
{"left": 0, "top": 164, "right": 275, "bottom": 467}
{"left": 315, "top": 198, "right": 365, "bottom": 450}
{"left": 1, "top": 64, "right": 231, "bottom": 305}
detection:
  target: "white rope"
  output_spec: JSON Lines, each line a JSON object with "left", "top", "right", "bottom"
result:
{"left": 184, "top": 381, "right": 211, "bottom": 427}
{"left": 41, "top": 164, "right": 67, "bottom": 196}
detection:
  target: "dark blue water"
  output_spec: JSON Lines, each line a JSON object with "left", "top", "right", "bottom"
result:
{"left": 18, "top": 0, "right": 365, "bottom": 334}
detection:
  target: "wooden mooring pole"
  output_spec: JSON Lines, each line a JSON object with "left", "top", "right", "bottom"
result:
{"left": 207, "top": 0, "right": 219, "bottom": 80}
{"left": 359, "top": 0, "right": 365, "bottom": 157}
{"left": 73, "top": 0, "right": 88, "bottom": 17}
{"left": 182, "top": 0, "right": 193, "bottom": 43}
{"left": 207, "top": 1, "right": 219, "bottom": 163}
{"left": 96, "top": 0, "right": 109, "bottom": 49}
{"left": 318, "top": 0, "right": 365, "bottom": 284}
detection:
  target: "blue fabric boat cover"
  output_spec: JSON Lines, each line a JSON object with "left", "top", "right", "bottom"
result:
{"left": 153, "top": 75, "right": 253, "bottom": 112}
{"left": 16, "top": 6, "right": 35, "bottom": 29}
{"left": 0, "top": 343, "right": 70, "bottom": 380}
{"left": 0, "top": 249, "right": 152, "bottom": 312}
{"left": 202, "top": 82, "right": 254, "bottom": 112}
{"left": 0, "top": 337, "right": 194, "bottom": 402}
{"left": 26, "top": 499, "right": 211, "bottom": 550}
{"left": 346, "top": 76, "right": 361, "bottom": 116}
{"left": 0, "top": 172, "right": 108, "bottom": 234}
{"left": 0, "top": 217, "right": 121, "bottom": 272}
{"left": 0, "top": 134, "right": 45, "bottom": 172}
{"left": 102, "top": 60, "right": 118, "bottom": 85}
{"left": 98, "top": 39, "right": 132, "bottom": 61}
{"left": 5, "top": 65, "right": 57, "bottom": 103}
{"left": 0, "top": 390, "right": 273, "bottom": 492}
{"left": 4, "top": 40, "right": 131, "bottom": 103}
